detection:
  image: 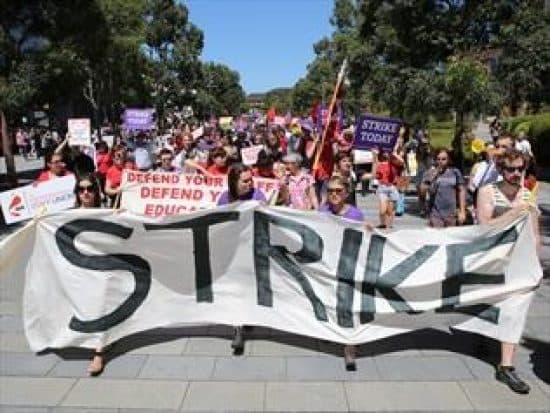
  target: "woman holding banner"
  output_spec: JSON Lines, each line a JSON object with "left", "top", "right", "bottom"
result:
{"left": 318, "top": 175, "right": 370, "bottom": 371}
{"left": 73, "top": 173, "right": 106, "bottom": 375}
{"left": 217, "top": 163, "right": 266, "bottom": 353}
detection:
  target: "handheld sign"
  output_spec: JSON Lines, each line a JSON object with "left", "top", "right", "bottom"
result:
{"left": 120, "top": 171, "right": 279, "bottom": 217}
{"left": 353, "top": 114, "right": 401, "bottom": 152}
{"left": 191, "top": 126, "right": 204, "bottom": 140}
{"left": 123, "top": 108, "right": 155, "bottom": 131}
{"left": 0, "top": 175, "right": 76, "bottom": 224}
{"left": 67, "top": 118, "right": 91, "bottom": 146}
{"left": 353, "top": 149, "right": 373, "bottom": 165}
{"left": 219, "top": 117, "right": 233, "bottom": 130}
{"left": 273, "top": 116, "right": 286, "bottom": 126}
{"left": 241, "top": 145, "right": 263, "bottom": 166}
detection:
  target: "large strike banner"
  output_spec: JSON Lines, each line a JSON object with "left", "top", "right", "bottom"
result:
{"left": 0, "top": 203, "right": 541, "bottom": 352}
{"left": 121, "top": 171, "right": 279, "bottom": 216}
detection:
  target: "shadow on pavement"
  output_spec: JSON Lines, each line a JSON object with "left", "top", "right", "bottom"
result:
{"left": 42, "top": 325, "right": 549, "bottom": 383}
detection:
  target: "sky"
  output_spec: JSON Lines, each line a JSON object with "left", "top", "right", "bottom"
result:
{"left": 183, "top": 0, "right": 333, "bottom": 94}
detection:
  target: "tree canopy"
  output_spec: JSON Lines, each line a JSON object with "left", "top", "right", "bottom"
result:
{"left": 0, "top": 0, "right": 246, "bottom": 128}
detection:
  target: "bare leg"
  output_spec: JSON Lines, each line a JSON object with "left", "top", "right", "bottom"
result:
{"left": 495, "top": 341, "right": 530, "bottom": 394}
{"left": 386, "top": 201, "right": 395, "bottom": 228}
{"left": 87, "top": 347, "right": 104, "bottom": 376}
{"left": 344, "top": 345, "right": 356, "bottom": 371}
{"left": 231, "top": 326, "right": 244, "bottom": 354}
{"left": 500, "top": 342, "right": 515, "bottom": 366}
{"left": 378, "top": 198, "right": 388, "bottom": 227}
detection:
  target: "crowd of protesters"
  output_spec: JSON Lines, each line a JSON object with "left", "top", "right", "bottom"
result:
{"left": 24, "top": 111, "right": 541, "bottom": 394}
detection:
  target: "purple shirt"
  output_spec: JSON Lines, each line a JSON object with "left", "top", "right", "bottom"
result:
{"left": 319, "top": 203, "right": 364, "bottom": 222}
{"left": 217, "top": 188, "right": 266, "bottom": 205}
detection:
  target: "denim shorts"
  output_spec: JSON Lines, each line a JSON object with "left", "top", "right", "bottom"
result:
{"left": 376, "top": 184, "right": 399, "bottom": 202}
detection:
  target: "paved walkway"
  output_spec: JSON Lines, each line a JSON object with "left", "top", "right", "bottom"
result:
{"left": 0, "top": 163, "right": 548, "bottom": 412}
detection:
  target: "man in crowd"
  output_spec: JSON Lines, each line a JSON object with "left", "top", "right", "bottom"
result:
{"left": 476, "top": 148, "right": 540, "bottom": 394}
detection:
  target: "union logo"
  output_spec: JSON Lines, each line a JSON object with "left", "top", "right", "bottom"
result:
{"left": 9, "top": 195, "right": 25, "bottom": 217}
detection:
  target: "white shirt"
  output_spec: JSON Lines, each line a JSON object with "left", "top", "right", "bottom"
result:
{"left": 515, "top": 139, "right": 532, "bottom": 156}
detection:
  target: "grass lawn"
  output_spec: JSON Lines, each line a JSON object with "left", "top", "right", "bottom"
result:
{"left": 429, "top": 120, "right": 454, "bottom": 148}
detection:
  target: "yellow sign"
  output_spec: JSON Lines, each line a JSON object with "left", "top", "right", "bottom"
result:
{"left": 471, "top": 138, "right": 486, "bottom": 154}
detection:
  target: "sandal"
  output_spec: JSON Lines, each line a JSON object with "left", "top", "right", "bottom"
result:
{"left": 87, "top": 351, "right": 105, "bottom": 376}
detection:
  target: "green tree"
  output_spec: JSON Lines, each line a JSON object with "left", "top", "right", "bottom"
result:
{"left": 197, "top": 62, "right": 245, "bottom": 117}
{"left": 494, "top": 0, "right": 550, "bottom": 114}
{"left": 444, "top": 55, "right": 495, "bottom": 166}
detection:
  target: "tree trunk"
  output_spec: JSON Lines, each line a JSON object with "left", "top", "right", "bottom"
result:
{"left": 1, "top": 110, "right": 18, "bottom": 187}
{"left": 452, "top": 110, "right": 465, "bottom": 173}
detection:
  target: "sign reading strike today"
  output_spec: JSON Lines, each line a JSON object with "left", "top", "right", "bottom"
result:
{"left": 353, "top": 114, "right": 401, "bottom": 151}
{"left": 123, "top": 108, "right": 155, "bottom": 131}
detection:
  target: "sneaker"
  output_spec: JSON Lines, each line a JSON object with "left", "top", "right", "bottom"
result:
{"left": 495, "top": 365, "right": 530, "bottom": 394}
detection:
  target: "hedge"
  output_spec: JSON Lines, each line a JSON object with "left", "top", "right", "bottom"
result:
{"left": 503, "top": 114, "right": 550, "bottom": 167}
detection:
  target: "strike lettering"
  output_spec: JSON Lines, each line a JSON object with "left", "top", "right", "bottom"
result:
{"left": 144, "top": 211, "right": 240, "bottom": 302}
{"left": 436, "top": 226, "right": 518, "bottom": 323}
{"left": 253, "top": 211, "right": 327, "bottom": 321}
{"left": 360, "top": 235, "right": 438, "bottom": 324}
{"left": 55, "top": 219, "right": 151, "bottom": 333}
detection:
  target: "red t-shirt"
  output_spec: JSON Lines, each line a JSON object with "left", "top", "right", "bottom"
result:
{"left": 106, "top": 162, "right": 136, "bottom": 189}
{"left": 376, "top": 161, "right": 396, "bottom": 185}
{"left": 35, "top": 170, "right": 73, "bottom": 183}
{"left": 96, "top": 152, "right": 112, "bottom": 176}
{"left": 279, "top": 135, "right": 288, "bottom": 154}
{"left": 206, "top": 164, "right": 229, "bottom": 175}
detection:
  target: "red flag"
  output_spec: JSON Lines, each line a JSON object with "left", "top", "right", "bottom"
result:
{"left": 310, "top": 101, "right": 319, "bottom": 125}
{"left": 267, "top": 107, "right": 276, "bottom": 122}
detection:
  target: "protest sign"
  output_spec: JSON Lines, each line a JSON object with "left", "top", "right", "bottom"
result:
{"left": 0, "top": 175, "right": 76, "bottom": 224}
{"left": 191, "top": 126, "right": 204, "bottom": 140}
{"left": 120, "top": 171, "right": 279, "bottom": 217}
{"left": 273, "top": 116, "right": 286, "bottom": 126}
{"left": 353, "top": 149, "right": 373, "bottom": 164}
{"left": 241, "top": 145, "right": 264, "bottom": 166}
{"left": 353, "top": 114, "right": 401, "bottom": 151}
{"left": 219, "top": 117, "right": 233, "bottom": 130}
{"left": 101, "top": 135, "right": 114, "bottom": 148}
{"left": 123, "top": 108, "right": 155, "bottom": 131}
{"left": 67, "top": 118, "right": 91, "bottom": 146}
{"left": 1, "top": 204, "right": 540, "bottom": 352}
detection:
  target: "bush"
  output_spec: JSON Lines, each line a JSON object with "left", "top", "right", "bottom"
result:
{"left": 514, "top": 121, "right": 531, "bottom": 133}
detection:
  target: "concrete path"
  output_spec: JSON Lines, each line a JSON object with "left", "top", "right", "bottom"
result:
{"left": 0, "top": 162, "right": 548, "bottom": 412}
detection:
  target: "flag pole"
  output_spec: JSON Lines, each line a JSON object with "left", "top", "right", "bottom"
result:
{"left": 313, "top": 59, "right": 347, "bottom": 171}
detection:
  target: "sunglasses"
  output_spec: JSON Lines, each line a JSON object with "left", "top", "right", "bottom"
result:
{"left": 503, "top": 166, "right": 525, "bottom": 173}
{"left": 78, "top": 185, "right": 96, "bottom": 193}
{"left": 328, "top": 187, "right": 345, "bottom": 194}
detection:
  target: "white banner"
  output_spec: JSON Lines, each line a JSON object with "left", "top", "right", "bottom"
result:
{"left": 241, "top": 145, "right": 264, "bottom": 166}
{"left": 68, "top": 118, "right": 91, "bottom": 146}
{"left": 0, "top": 175, "right": 76, "bottom": 224}
{"left": 0, "top": 204, "right": 541, "bottom": 352}
{"left": 120, "top": 171, "right": 279, "bottom": 216}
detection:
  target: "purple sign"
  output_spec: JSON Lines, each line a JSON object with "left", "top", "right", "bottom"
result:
{"left": 122, "top": 109, "right": 155, "bottom": 131}
{"left": 353, "top": 114, "right": 401, "bottom": 151}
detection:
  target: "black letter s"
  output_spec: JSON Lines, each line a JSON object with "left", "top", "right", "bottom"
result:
{"left": 55, "top": 219, "right": 151, "bottom": 333}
